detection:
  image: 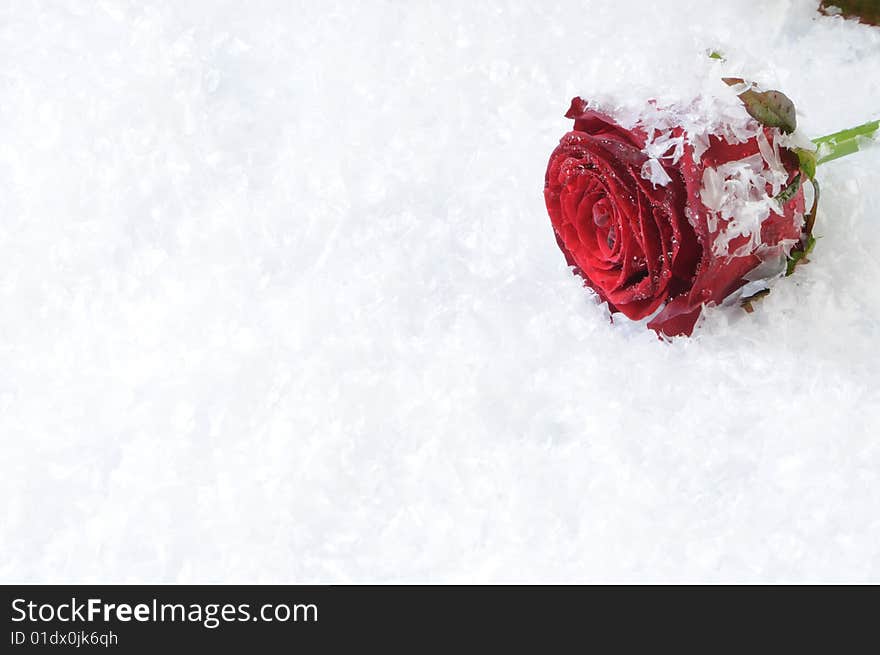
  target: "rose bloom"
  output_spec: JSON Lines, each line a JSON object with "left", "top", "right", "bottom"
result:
{"left": 544, "top": 97, "right": 806, "bottom": 336}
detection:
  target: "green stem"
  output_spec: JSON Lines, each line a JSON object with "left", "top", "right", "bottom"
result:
{"left": 813, "top": 119, "right": 879, "bottom": 165}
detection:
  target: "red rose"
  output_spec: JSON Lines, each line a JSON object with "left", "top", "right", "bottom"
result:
{"left": 544, "top": 97, "right": 806, "bottom": 337}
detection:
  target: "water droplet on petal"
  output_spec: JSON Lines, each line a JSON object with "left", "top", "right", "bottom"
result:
{"left": 606, "top": 226, "right": 616, "bottom": 248}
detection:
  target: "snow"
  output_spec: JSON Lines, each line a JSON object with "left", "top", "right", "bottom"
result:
{"left": 1, "top": 0, "right": 879, "bottom": 583}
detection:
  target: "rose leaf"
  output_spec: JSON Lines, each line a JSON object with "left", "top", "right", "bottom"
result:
{"left": 722, "top": 78, "right": 797, "bottom": 134}
{"left": 775, "top": 173, "right": 802, "bottom": 204}
{"left": 785, "top": 235, "right": 817, "bottom": 276}
{"left": 795, "top": 148, "right": 817, "bottom": 180}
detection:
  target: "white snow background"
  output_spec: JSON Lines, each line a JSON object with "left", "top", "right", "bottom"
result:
{"left": 1, "top": 0, "right": 879, "bottom": 583}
